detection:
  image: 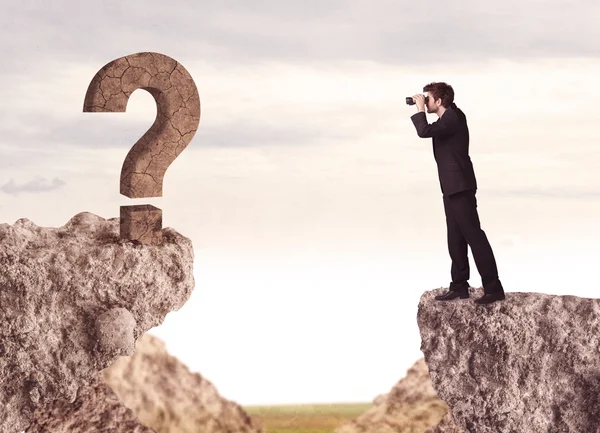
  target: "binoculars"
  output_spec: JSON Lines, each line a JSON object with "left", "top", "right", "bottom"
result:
{"left": 406, "top": 96, "right": 429, "bottom": 105}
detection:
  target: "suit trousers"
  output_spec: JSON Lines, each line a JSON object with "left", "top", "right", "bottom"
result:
{"left": 442, "top": 189, "right": 504, "bottom": 294}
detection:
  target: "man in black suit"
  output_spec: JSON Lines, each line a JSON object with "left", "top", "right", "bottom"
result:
{"left": 410, "top": 82, "right": 505, "bottom": 304}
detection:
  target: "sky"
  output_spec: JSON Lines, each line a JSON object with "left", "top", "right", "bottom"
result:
{"left": 1, "top": 0, "right": 599, "bottom": 406}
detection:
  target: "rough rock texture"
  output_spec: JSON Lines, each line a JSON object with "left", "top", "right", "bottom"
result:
{"left": 0, "top": 212, "right": 194, "bottom": 433}
{"left": 100, "top": 333, "right": 265, "bottom": 433}
{"left": 424, "top": 411, "right": 465, "bottom": 433}
{"left": 83, "top": 51, "right": 202, "bottom": 245}
{"left": 418, "top": 286, "right": 600, "bottom": 433}
{"left": 334, "top": 358, "right": 448, "bottom": 433}
{"left": 25, "top": 376, "right": 157, "bottom": 433}
{"left": 83, "top": 51, "right": 201, "bottom": 199}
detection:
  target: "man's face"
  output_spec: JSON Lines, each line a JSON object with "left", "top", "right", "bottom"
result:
{"left": 425, "top": 92, "right": 442, "bottom": 113}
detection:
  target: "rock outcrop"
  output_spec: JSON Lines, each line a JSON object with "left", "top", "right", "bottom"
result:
{"left": 101, "top": 333, "right": 265, "bottom": 433}
{"left": 418, "top": 286, "right": 600, "bottom": 433}
{"left": 334, "top": 358, "right": 448, "bottom": 433}
{"left": 26, "top": 376, "right": 157, "bottom": 433}
{"left": 0, "top": 212, "right": 195, "bottom": 433}
{"left": 424, "top": 411, "right": 466, "bottom": 433}
{"left": 28, "top": 333, "right": 265, "bottom": 433}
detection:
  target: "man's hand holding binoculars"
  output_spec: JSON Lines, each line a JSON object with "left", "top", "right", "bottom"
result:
{"left": 412, "top": 94, "right": 426, "bottom": 112}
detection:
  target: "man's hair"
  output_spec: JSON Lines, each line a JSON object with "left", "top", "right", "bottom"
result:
{"left": 423, "top": 82, "right": 454, "bottom": 108}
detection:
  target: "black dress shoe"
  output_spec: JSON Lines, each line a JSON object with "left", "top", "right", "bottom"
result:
{"left": 474, "top": 292, "right": 505, "bottom": 304}
{"left": 435, "top": 290, "right": 469, "bottom": 301}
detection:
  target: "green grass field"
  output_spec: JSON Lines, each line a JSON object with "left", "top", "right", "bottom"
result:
{"left": 243, "top": 402, "right": 372, "bottom": 433}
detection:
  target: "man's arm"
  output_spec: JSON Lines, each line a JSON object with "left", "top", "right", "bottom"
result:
{"left": 410, "top": 110, "right": 459, "bottom": 138}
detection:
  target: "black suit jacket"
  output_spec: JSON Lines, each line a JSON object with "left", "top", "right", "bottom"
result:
{"left": 410, "top": 103, "right": 477, "bottom": 196}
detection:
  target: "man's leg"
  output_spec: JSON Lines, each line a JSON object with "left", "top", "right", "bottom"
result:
{"left": 443, "top": 193, "right": 470, "bottom": 291}
{"left": 446, "top": 189, "right": 504, "bottom": 295}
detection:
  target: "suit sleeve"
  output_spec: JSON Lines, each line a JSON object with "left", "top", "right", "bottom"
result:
{"left": 410, "top": 110, "right": 459, "bottom": 138}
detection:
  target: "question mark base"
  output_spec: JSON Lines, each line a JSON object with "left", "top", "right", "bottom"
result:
{"left": 120, "top": 204, "right": 163, "bottom": 245}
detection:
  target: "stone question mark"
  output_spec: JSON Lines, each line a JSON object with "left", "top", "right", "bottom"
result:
{"left": 83, "top": 52, "right": 200, "bottom": 245}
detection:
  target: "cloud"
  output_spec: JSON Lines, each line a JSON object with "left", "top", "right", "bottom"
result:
{"left": 1, "top": 176, "right": 66, "bottom": 196}
{"left": 0, "top": 1, "right": 597, "bottom": 196}
{"left": 0, "top": 0, "right": 598, "bottom": 72}
{"left": 0, "top": 114, "right": 342, "bottom": 151}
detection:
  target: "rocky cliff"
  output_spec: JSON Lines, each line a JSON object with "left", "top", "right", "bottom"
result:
{"left": 0, "top": 212, "right": 195, "bottom": 432}
{"left": 101, "top": 333, "right": 265, "bottom": 433}
{"left": 28, "top": 333, "right": 265, "bottom": 433}
{"left": 26, "top": 375, "right": 157, "bottom": 433}
{"left": 334, "top": 357, "right": 448, "bottom": 433}
{"left": 418, "top": 286, "right": 600, "bottom": 433}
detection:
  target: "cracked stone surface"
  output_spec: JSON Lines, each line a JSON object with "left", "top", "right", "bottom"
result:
{"left": 418, "top": 287, "right": 600, "bottom": 433}
{"left": 83, "top": 51, "right": 201, "bottom": 199}
{"left": 0, "top": 212, "right": 194, "bottom": 433}
{"left": 25, "top": 375, "right": 157, "bottom": 433}
{"left": 101, "top": 333, "right": 265, "bottom": 433}
{"left": 334, "top": 358, "right": 448, "bottom": 433}
{"left": 83, "top": 51, "right": 201, "bottom": 244}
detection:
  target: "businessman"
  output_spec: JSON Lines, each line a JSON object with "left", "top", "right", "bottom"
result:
{"left": 410, "top": 82, "right": 505, "bottom": 305}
